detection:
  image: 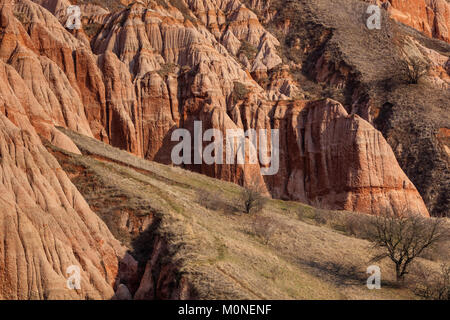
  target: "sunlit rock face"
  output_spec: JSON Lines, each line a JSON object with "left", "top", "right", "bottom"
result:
{"left": 369, "top": 0, "right": 450, "bottom": 43}
{"left": 0, "top": 0, "right": 429, "bottom": 223}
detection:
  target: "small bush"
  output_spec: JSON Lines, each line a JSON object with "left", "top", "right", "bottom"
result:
{"left": 396, "top": 56, "right": 430, "bottom": 84}
{"left": 157, "top": 63, "right": 178, "bottom": 78}
{"left": 411, "top": 264, "right": 450, "bottom": 300}
{"left": 238, "top": 41, "right": 258, "bottom": 60}
{"left": 83, "top": 23, "right": 103, "bottom": 38}
{"left": 344, "top": 214, "right": 376, "bottom": 240}
{"left": 233, "top": 82, "right": 250, "bottom": 101}
{"left": 196, "top": 189, "right": 227, "bottom": 211}
{"left": 251, "top": 215, "right": 276, "bottom": 245}
{"left": 296, "top": 206, "right": 314, "bottom": 220}
{"left": 239, "top": 178, "right": 267, "bottom": 214}
{"left": 196, "top": 189, "right": 215, "bottom": 210}
{"left": 313, "top": 209, "right": 330, "bottom": 225}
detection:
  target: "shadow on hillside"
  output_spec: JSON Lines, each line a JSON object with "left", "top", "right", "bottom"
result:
{"left": 301, "top": 259, "right": 401, "bottom": 289}
{"left": 302, "top": 259, "right": 366, "bottom": 287}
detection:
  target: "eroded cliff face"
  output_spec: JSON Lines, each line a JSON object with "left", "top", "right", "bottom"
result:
{"left": 0, "top": 0, "right": 123, "bottom": 300}
{"left": 0, "top": 0, "right": 431, "bottom": 216}
{"left": 0, "top": 89, "right": 124, "bottom": 299}
{"left": 233, "top": 98, "right": 429, "bottom": 215}
{"left": 376, "top": 0, "right": 450, "bottom": 43}
{"left": 243, "top": 0, "right": 449, "bottom": 216}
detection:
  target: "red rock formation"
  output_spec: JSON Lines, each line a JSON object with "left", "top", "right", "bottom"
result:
{"left": 0, "top": 0, "right": 127, "bottom": 300}
{"left": 0, "top": 112, "right": 124, "bottom": 299}
{"left": 233, "top": 98, "right": 429, "bottom": 216}
{"left": 376, "top": 0, "right": 450, "bottom": 43}
{"left": 1, "top": 0, "right": 441, "bottom": 302}
{"left": 0, "top": 0, "right": 430, "bottom": 218}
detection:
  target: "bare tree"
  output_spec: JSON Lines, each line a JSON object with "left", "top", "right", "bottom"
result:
{"left": 370, "top": 208, "right": 446, "bottom": 283}
{"left": 397, "top": 56, "right": 430, "bottom": 84}
{"left": 239, "top": 178, "right": 267, "bottom": 214}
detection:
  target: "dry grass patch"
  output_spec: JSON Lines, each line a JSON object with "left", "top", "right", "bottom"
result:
{"left": 51, "top": 128, "right": 448, "bottom": 299}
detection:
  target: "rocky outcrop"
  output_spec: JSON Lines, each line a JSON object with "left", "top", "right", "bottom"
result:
{"left": 0, "top": 112, "right": 124, "bottom": 299}
{"left": 371, "top": 0, "right": 450, "bottom": 43}
{"left": 245, "top": 0, "right": 449, "bottom": 216}
{"left": 0, "top": 1, "right": 125, "bottom": 300}
{"left": 0, "top": 0, "right": 430, "bottom": 216}
{"left": 234, "top": 98, "right": 429, "bottom": 215}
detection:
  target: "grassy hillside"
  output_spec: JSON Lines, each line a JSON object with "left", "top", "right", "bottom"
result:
{"left": 40, "top": 128, "right": 450, "bottom": 299}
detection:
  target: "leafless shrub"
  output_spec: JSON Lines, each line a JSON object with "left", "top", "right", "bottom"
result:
{"left": 344, "top": 214, "right": 377, "bottom": 240}
{"left": 239, "top": 178, "right": 267, "bottom": 214}
{"left": 411, "top": 263, "right": 450, "bottom": 300}
{"left": 251, "top": 215, "right": 276, "bottom": 245}
{"left": 370, "top": 208, "right": 447, "bottom": 283}
{"left": 196, "top": 189, "right": 214, "bottom": 209}
{"left": 421, "top": 236, "right": 450, "bottom": 262}
{"left": 196, "top": 189, "right": 228, "bottom": 212}
{"left": 344, "top": 214, "right": 360, "bottom": 236}
{"left": 397, "top": 56, "right": 430, "bottom": 84}
{"left": 313, "top": 209, "right": 330, "bottom": 225}
{"left": 297, "top": 206, "right": 314, "bottom": 221}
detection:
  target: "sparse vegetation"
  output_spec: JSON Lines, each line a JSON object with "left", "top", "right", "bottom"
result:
{"left": 251, "top": 214, "right": 276, "bottom": 245}
{"left": 296, "top": 206, "right": 314, "bottom": 221}
{"left": 313, "top": 209, "right": 331, "bottom": 225}
{"left": 412, "top": 263, "right": 450, "bottom": 300}
{"left": 397, "top": 56, "right": 430, "bottom": 84}
{"left": 196, "top": 188, "right": 234, "bottom": 212}
{"left": 239, "top": 178, "right": 267, "bottom": 214}
{"left": 83, "top": 22, "right": 103, "bottom": 38}
{"left": 237, "top": 41, "right": 258, "bottom": 60}
{"left": 233, "top": 81, "right": 250, "bottom": 101}
{"left": 344, "top": 213, "right": 376, "bottom": 239}
{"left": 157, "top": 63, "right": 178, "bottom": 78}
{"left": 370, "top": 209, "right": 447, "bottom": 283}
{"left": 46, "top": 128, "right": 446, "bottom": 299}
